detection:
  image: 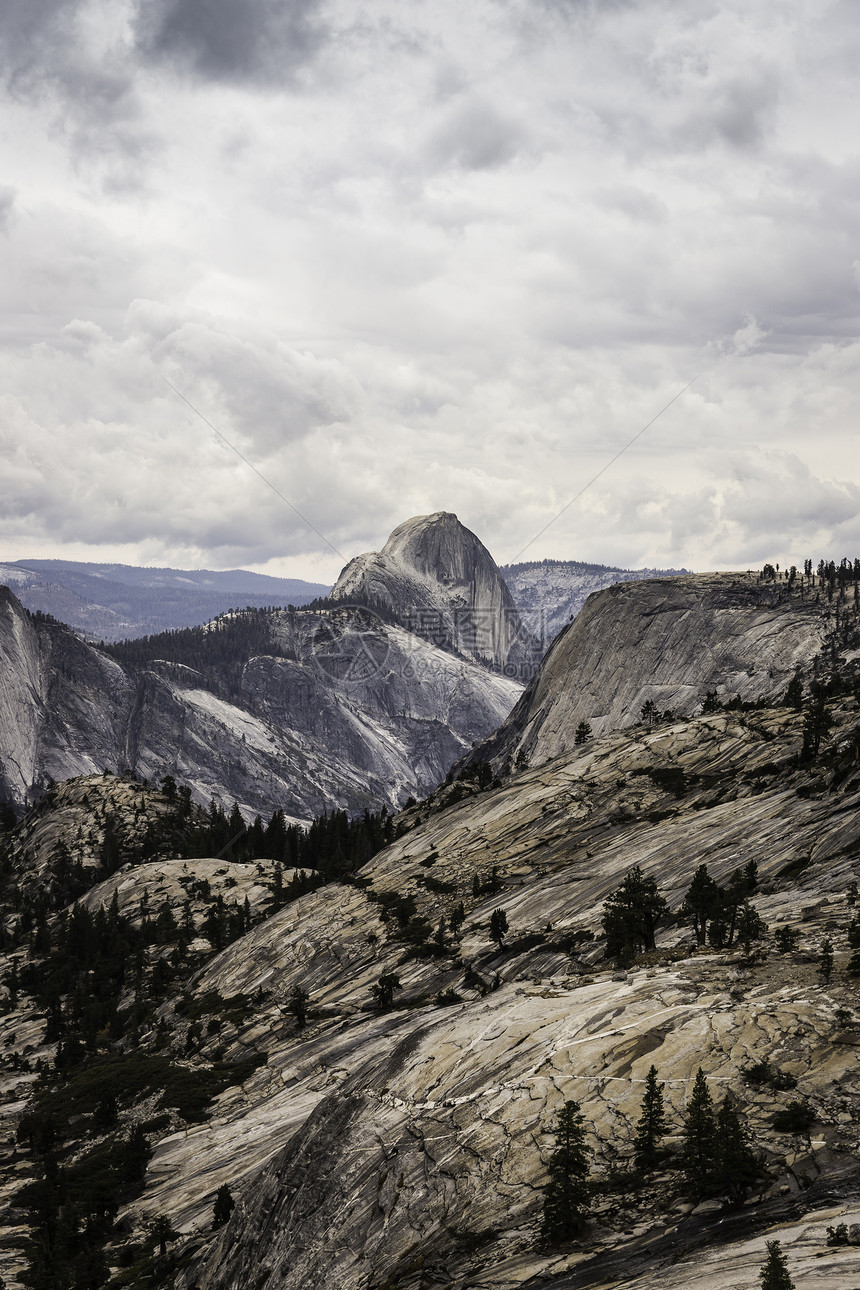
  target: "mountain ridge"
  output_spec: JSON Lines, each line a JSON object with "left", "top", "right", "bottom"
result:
{"left": 0, "top": 588, "right": 521, "bottom": 818}
{"left": 471, "top": 571, "right": 828, "bottom": 773}
{"left": 501, "top": 556, "right": 691, "bottom": 642}
{"left": 0, "top": 560, "right": 330, "bottom": 643}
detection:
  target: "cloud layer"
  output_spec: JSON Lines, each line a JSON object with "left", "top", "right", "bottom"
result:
{"left": 1, "top": 0, "right": 859, "bottom": 579}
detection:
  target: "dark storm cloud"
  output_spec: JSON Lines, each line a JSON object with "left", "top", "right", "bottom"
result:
{"left": 0, "top": 0, "right": 77, "bottom": 89}
{"left": 0, "top": 0, "right": 144, "bottom": 168}
{"left": 134, "top": 0, "right": 326, "bottom": 83}
{"left": 0, "top": 0, "right": 326, "bottom": 119}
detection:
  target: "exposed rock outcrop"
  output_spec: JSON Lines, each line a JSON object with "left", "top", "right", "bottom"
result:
{"left": 169, "top": 691, "right": 860, "bottom": 1290}
{"left": 0, "top": 589, "right": 521, "bottom": 817}
{"left": 5, "top": 570, "right": 860, "bottom": 1290}
{"left": 473, "top": 572, "right": 829, "bottom": 771}
{"left": 331, "top": 512, "right": 542, "bottom": 677}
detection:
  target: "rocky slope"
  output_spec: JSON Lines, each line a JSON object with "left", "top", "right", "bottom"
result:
{"left": 4, "top": 573, "right": 860, "bottom": 1288}
{"left": 0, "top": 588, "right": 520, "bottom": 818}
{"left": 474, "top": 572, "right": 830, "bottom": 772}
{"left": 501, "top": 558, "right": 689, "bottom": 643}
{"left": 331, "top": 513, "right": 542, "bottom": 677}
{"left": 3, "top": 570, "right": 860, "bottom": 1290}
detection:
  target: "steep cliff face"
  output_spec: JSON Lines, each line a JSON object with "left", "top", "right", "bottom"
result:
{"left": 0, "top": 588, "right": 43, "bottom": 804}
{"left": 0, "top": 589, "right": 520, "bottom": 816}
{"left": 331, "top": 512, "right": 541, "bottom": 677}
{"left": 474, "top": 572, "right": 829, "bottom": 771}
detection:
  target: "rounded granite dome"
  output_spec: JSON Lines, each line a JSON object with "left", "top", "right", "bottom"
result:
{"left": 380, "top": 512, "right": 493, "bottom": 585}
{"left": 329, "top": 511, "right": 541, "bottom": 675}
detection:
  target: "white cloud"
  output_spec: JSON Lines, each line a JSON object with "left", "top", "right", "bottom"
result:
{"left": 0, "top": 0, "right": 859, "bottom": 579}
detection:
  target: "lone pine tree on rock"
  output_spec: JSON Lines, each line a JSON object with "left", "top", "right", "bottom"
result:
{"left": 287, "top": 984, "right": 310, "bottom": 1028}
{"left": 714, "top": 1094, "right": 760, "bottom": 1197}
{"left": 818, "top": 936, "right": 834, "bottom": 981}
{"left": 682, "top": 1068, "right": 717, "bottom": 1197}
{"left": 372, "top": 972, "right": 401, "bottom": 1010}
{"left": 542, "top": 1100, "right": 592, "bottom": 1241}
{"left": 759, "top": 1240, "right": 795, "bottom": 1289}
{"left": 489, "top": 908, "right": 508, "bottom": 950}
{"left": 212, "top": 1184, "right": 235, "bottom": 1230}
{"left": 634, "top": 1065, "right": 669, "bottom": 1172}
{"left": 150, "top": 1214, "right": 179, "bottom": 1257}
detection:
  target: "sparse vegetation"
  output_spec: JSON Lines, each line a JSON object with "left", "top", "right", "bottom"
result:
{"left": 489, "top": 908, "right": 508, "bottom": 950}
{"left": 772, "top": 1101, "right": 816, "bottom": 1135}
{"left": 541, "top": 1101, "right": 592, "bottom": 1241}
{"left": 759, "top": 1239, "right": 795, "bottom": 1289}
{"left": 601, "top": 867, "right": 667, "bottom": 966}
{"left": 633, "top": 1065, "right": 668, "bottom": 1172}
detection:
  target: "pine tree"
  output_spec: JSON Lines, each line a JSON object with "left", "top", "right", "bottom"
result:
{"left": 574, "top": 721, "right": 592, "bottom": 745}
{"left": 542, "top": 1101, "right": 592, "bottom": 1240}
{"left": 270, "top": 862, "right": 285, "bottom": 912}
{"left": 287, "top": 984, "right": 310, "bottom": 1029}
{"left": 372, "top": 972, "right": 401, "bottom": 1010}
{"left": 759, "top": 1240, "right": 795, "bottom": 1289}
{"left": 682, "top": 1069, "right": 717, "bottom": 1197}
{"left": 150, "top": 1214, "right": 179, "bottom": 1257}
{"left": 818, "top": 937, "right": 834, "bottom": 982}
{"left": 601, "top": 867, "right": 667, "bottom": 965}
{"left": 490, "top": 908, "right": 508, "bottom": 949}
{"left": 802, "top": 687, "right": 834, "bottom": 759}
{"left": 640, "top": 699, "right": 659, "bottom": 725}
{"left": 736, "top": 902, "right": 767, "bottom": 949}
{"left": 681, "top": 866, "right": 722, "bottom": 947}
{"left": 634, "top": 1065, "right": 669, "bottom": 1172}
{"left": 783, "top": 671, "right": 803, "bottom": 711}
{"left": 212, "top": 1184, "right": 235, "bottom": 1230}
{"left": 714, "top": 1095, "right": 759, "bottom": 1196}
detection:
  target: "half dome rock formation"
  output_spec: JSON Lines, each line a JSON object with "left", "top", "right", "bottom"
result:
{"left": 473, "top": 571, "right": 830, "bottom": 772}
{"left": 330, "top": 512, "right": 542, "bottom": 677}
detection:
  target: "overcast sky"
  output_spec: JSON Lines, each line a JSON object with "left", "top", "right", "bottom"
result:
{"left": 1, "top": 0, "right": 859, "bottom": 582}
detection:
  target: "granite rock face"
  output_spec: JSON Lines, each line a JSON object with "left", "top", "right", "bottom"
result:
{"left": 0, "top": 588, "right": 520, "bottom": 818}
{"left": 4, "top": 573, "right": 860, "bottom": 1290}
{"left": 473, "top": 572, "right": 829, "bottom": 771}
{"left": 501, "top": 558, "right": 689, "bottom": 642}
{"left": 175, "top": 688, "right": 860, "bottom": 1290}
{"left": 331, "top": 512, "right": 542, "bottom": 677}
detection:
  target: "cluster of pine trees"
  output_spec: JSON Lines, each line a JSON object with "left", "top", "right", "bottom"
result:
{"left": 100, "top": 607, "right": 293, "bottom": 695}
{"left": 543, "top": 1075, "right": 801, "bottom": 1284}
{"left": 185, "top": 794, "right": 399, "bottom": 885}
{"left": 601, "top": 861, "right": 763, "bottom": 967}
{"left": 543, "top": 1066, "right": 760, "bottom": 1235}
